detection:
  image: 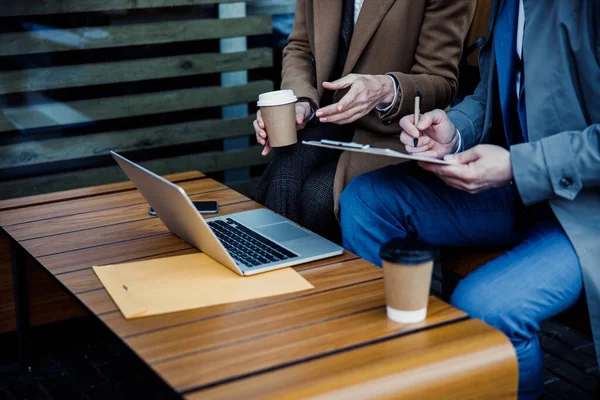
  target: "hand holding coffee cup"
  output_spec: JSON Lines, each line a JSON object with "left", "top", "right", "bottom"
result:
{"left": 380, "top": 239, "right": 435, "bottom": 324}
{"left": 254, "top": 90, "right": 311, "bottom": 156}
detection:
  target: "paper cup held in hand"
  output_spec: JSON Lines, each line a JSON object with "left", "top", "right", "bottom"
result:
{"left": 380, "top": 239, "right": 434, "bottom": 324}
{"left": 258, "top": 90, "right": 298, "bottom": 148}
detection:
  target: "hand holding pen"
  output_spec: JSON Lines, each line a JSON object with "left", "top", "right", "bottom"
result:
{"left": 399, "top": 108, "right": 461, "bottom": 159}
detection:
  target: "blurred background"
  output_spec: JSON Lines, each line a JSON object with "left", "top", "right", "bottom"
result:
{"left": 0, "top": 0, "right": 297, "bottom": 201}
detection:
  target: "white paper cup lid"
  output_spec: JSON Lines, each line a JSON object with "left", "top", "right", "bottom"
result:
{"left": 257, "top": 90, "right": 297, "bottom": 107}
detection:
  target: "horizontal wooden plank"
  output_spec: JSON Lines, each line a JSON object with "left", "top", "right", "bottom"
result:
{"left": 0, "top": 117, "right": 255, "bottom": 170}
{"left": 0, "top": 16, "right": 272, "bottom": 57}
{"left": 130, "top": 279, "right": 388, "bottom": 364}
{"left": 0, "top": 80, "right": 272, "bottom": 132}
{"left": 0, "top": 2, "right": 266, "bottom": 20}
{"left": 1, "top": 177, "right": 227, "bottom": 226}
{"left": 153, "top": 297, "right": 465, "bottom": 392}
{"left": 0, "top": 171, "right": 203, "bottom": 212}
{"left": 0, "top": 146, "right": 271, "bottom": 201}
{"left": 8, "top": 188, "right": 247, "bottom": 241}
{"left": 38, "top": 202, "right": 263, "bottom": 275}
{"left": 0, "top": 48, "right": 271, "bottom": 95}
{"left": 187, "top": 319, "right": 517, "bottom": 400}
{"left": 99, "top": 254, "right": 362, "bottom": 338}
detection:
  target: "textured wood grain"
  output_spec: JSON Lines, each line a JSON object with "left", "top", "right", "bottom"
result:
{"left": 0, "top": 49, "right": 272, "bottom": 95}
{"left": 130, "top": 279, "right": 389, "bottom": 363}
{"left": 98, "top": 253, "right": 363, "bottom": 337}
{"left": 0, "top": 0, "right": 257, "bottom": 17}
{"left": 0, "top": 147, "right": 269, "bottom": 201}
{"left": 7, "top": 188, "right": 245, "bottom": 241}
{"left": 0, "top": 80, "right": 272, "bottom": 132}
{"left": 154, "top": 298, "right": 465, "bottom": 392}
{"left": 0, "top": 18, "right": 271, "bottom": 56}
{"left": 0, "top": 171, "right": 203, "bottom": 212}
{"left": 187, "top": 319, "right": 517, "bottom": 400}
{"left": 37, "top": 201, "right": 262, "bottom": 275}
{"left": 0, "top": 117, "right": 254, "bottom": 170}
{"left": 0, "top": 178, "right": 225, "bottom": 226}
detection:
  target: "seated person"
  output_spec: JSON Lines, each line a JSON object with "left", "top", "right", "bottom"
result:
{"left": 339, "top": 1, "right": 600, "bottom": 399}
{"left": 253, "top": 0, "right": 476, "bottom": 241}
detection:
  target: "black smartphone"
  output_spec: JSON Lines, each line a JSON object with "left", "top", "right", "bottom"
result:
{"left": 149, "top": 201, "right": 218, "bottom": 216}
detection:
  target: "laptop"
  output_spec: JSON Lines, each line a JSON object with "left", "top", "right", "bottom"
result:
{"left": 111, "top": 151, "right": 344, "bottom": 276}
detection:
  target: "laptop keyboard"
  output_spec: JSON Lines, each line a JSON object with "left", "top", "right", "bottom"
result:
{"left": 207, "top": 218, "right": 298, "bottom": 268}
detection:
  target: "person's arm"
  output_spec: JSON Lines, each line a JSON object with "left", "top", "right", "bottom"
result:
{"left": 446, "top": 79, "right": 488, "bottom": 152}
{"left": 381, "top": 0, "right": 477, "bottom": 122}
{"left": 281, "top": 0, "right": 319, "bottom": 106}
{"left": 511, "top": 125, "right": 600, "bottom": 205}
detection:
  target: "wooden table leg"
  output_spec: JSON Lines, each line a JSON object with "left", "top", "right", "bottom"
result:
{"left": 10, "top": 239, "right": 32, "bottom": 372}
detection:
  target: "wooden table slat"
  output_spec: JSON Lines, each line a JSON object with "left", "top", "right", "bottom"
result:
{"left": 186, "top": 319, "right": 517, "bottom": 400}
{"left": 37, "top": 201, "right": 263, "bottom": 275}
{"left": 0, "top": 171, "right": 204, "bottom": 212}
{"left": 93, "top": 256, "right": 373, "bottom": 332}
{"left": 0, "top": 177, "right": 223, "bottom": 227}
{"left": 21, "top": 200, "right": 259, "bottom": 258}
{"left": 7, "top": 188, "right": 246, "bottom": 241}
{"left": 153, "top": 297, "right": 466, "bottom": 392}
{"left": 129, "top": 279, "right": 389, "bottom": 364}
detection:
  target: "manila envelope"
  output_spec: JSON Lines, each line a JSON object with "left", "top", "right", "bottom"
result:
{"left": 93, "top": 253, "right": 314, "bottom": 319}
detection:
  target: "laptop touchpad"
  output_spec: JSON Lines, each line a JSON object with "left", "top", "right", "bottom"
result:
{"left": 257, "top": 222, "right": 311, "bottom": 242}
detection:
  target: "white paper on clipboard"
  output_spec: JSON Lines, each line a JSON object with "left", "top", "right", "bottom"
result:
{"left": 302, "top": 140, "right": 455, "bottom": 165}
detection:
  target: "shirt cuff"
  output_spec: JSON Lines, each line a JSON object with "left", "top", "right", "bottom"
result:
{"left": 375, "top": 74, "right": 399, "bottom": 112}
{"left": 454, "top": 128, "right": 462, "bottom": 153}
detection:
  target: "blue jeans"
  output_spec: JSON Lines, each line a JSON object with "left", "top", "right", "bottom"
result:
{"left": 340, "top": 163, "right": 583, "bottom": 400}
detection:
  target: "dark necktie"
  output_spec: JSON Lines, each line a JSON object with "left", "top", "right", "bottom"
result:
{"left": 332, "top": 0, "right": 355, "bottom": 81}
{"left": 494, "top": 0, "right": 528, "bottom": 145}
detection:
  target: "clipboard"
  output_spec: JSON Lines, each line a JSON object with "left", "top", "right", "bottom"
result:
{"left": 302, "top": 140, "right": 455, "bottom": 165}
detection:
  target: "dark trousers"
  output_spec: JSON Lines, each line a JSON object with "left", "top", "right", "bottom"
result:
{"left": 255, "top": 122, "right": 353, "bottom": 242}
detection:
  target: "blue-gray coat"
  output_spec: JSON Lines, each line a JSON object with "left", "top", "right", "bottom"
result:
{"left": 448, "top": 0, "right": 600, "bottom": 364}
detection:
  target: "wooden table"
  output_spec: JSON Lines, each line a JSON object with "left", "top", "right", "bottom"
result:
{"left": 0, "top": 172, "right": 518, "bottom": 399}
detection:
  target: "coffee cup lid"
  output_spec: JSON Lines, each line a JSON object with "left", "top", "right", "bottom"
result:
{"left": 380, "top": 239, "right": 434, "bottom": 265}
{"left": 257, "top": 90, "right": 297, "bottom": 107}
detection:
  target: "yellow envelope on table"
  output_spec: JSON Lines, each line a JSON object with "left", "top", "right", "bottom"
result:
{"left": 93, "top": 253, "right": 314, "bottom": 319}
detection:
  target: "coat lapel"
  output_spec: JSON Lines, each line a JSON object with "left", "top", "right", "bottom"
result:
{"left": 313, "top": 0, "right": 342, "bottom": 98}
{"left": 342, "top": 0, "right": 395, "bottom": 76}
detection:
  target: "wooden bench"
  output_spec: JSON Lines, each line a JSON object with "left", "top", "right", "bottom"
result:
{"left": 0, "top": 0, "right": 273, "bottom": 200}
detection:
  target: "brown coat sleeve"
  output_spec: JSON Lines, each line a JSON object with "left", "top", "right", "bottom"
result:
{"left": 381, "top": 0, "right": 477, "bottom": 122}
{"left": 280, "top": 0, "right": 319, "bottom": 106}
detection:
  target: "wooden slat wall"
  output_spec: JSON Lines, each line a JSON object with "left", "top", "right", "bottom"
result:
{"left": 0, "top": 0, "right": 274, "bottom": 200}
{"left": 0, "top": 48, "right": 272, "bottom": 95}
{"left": 0, "top": 81, "right": 271, "bottom": 133}
{"left": 0, "top": 16, "right": 272, "bottom": 57}
{"left": 0, "top": 0, "right": 251, "bottom": 17}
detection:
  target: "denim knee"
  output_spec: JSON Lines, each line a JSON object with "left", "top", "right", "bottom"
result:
{"left": 450, "top": 279, "right": 522, "bottom": 340}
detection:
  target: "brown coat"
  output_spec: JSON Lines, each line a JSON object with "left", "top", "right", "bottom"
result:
{"left": 281, "top": 0, "right": 476, "bottom": 214}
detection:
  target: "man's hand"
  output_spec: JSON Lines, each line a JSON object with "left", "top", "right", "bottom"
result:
{"left": 254, "top": 102, "right": 312, "bottom": 156}
{"left": 315, "top": 74, "right": 395, "bottom": 125}
{"left": 419, "top": 145, "right": 514, "bottom": 194}
{"left": 399, "top": 109, "right": 460, "bottom": 159}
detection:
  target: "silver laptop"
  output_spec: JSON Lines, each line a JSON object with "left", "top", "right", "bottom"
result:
{"left": 111, "top": 151, "right": 343, "bottom": 276}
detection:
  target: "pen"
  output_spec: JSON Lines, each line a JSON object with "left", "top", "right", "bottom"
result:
{"left": 414, "top": 91, "right": 422, "bottom": 147}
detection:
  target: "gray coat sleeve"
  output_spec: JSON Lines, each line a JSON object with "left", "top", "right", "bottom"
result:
{"left": 511, "top": 124, "right": 600, "bottom": 205}
{"left": 446, "top": 79, "right": 488, "bottom": 151}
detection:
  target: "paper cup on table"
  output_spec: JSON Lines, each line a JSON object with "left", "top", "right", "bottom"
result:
{"left": 380, "top": 239, "right": 435, "bottom": 323}
{"left": 257, "top": 90, "right": 298, "bottom": 147}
